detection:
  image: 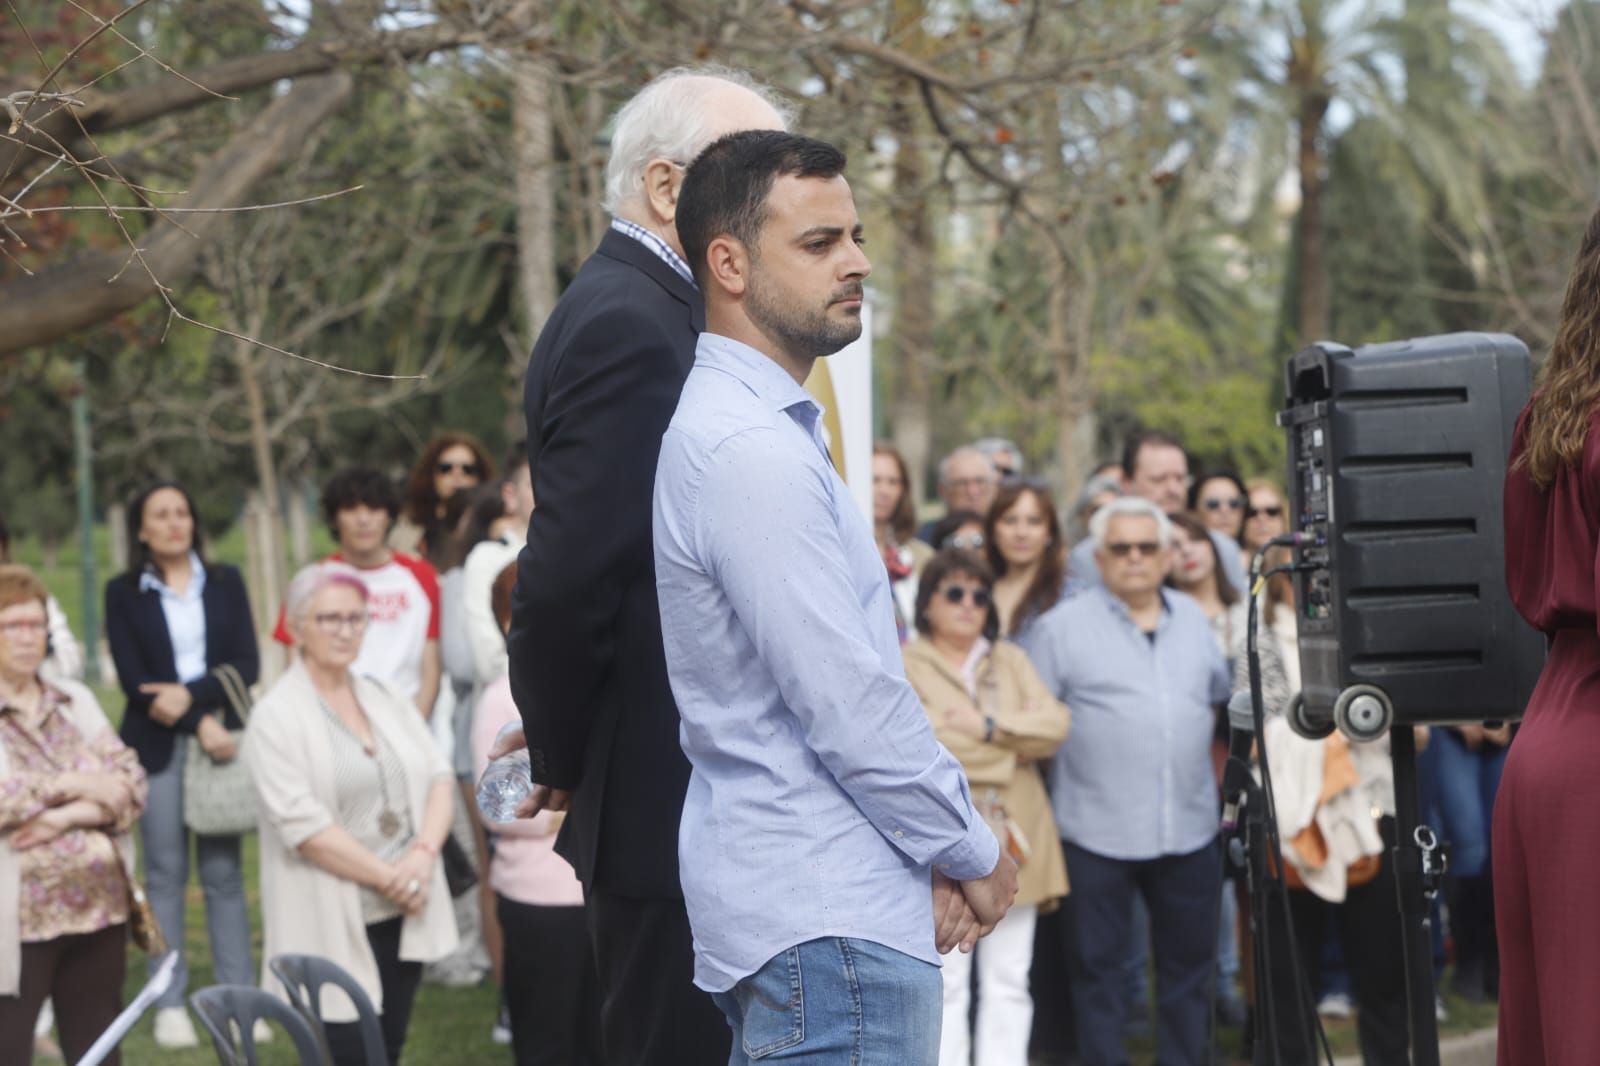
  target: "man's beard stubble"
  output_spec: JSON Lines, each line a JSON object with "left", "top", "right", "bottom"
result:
{"left": 745, "top": 267, "right": 863, "bottom": 363}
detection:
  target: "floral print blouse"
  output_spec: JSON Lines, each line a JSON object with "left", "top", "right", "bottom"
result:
{"left": 0, "top": 683, "right": 147, "bottom": 942}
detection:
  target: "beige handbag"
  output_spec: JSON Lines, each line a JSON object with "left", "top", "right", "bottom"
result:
{"left": 181, "top": 663, "right": 257, "bottom": 836}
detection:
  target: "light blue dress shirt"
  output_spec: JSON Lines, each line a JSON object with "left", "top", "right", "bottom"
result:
{"left": 653, "top": 333, "right": 998, "bottom": 993}
{"left": 1022, "top": 586, "right": 1230, "bottom": 862}
{"left": 140, "top": 552, "right": 208, "bottom": 684}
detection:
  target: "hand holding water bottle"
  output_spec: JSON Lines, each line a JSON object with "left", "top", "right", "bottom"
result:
{"left": 478, "top": 722, "right": 572, "bottom": 822}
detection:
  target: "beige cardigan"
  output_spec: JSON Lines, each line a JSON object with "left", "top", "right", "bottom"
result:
{"left": 246, "top": 659, "right": 457, "bottom": 1022}
{"left": 0, "top": 679, "right": 138, "bottom": 997}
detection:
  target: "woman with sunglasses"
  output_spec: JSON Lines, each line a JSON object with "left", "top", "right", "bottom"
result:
{"left": 903, "top": 549, "right": 1069, "bottom": 1066}
{"left": 1189, "top": 471, "right": 1250, "bottom": 580}
{"left": 984, "top": 482, "right": 1068, "bottom": 642}
{"left": 395, "top": 433, "right": 496, "bottom": 570}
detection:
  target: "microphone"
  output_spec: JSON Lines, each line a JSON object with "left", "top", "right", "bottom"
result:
{"left": 1221, "top": 690, "right": 1257, "bottom": 831}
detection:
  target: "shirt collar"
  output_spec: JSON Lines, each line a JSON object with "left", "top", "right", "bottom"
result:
{"left": 609, "top": 217, "right": 696, "bottom": 287}
{"left": 695, "top": 333, "right": 822, "bottom": 424}
{"left": 0, "top": 678, "right": 65, "bottom": 720}
{"left": 139, "top": 551, "right": 207, "bottom": 599}
{"left": 1095, "top": 584, "right": 1174, "bottom": 634}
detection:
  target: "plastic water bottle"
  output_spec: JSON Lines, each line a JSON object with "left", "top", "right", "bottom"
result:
{"left": 476, "top": 723, "right": 534, "bottom": 823}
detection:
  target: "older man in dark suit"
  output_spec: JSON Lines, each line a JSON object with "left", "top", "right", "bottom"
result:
{"left": 497, "top": 67, "right": 788, "bottom": 1064}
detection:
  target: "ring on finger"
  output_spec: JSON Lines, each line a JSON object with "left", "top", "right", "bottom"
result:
{"left": 406, "top": 879, "right": 420, "bottom": 896}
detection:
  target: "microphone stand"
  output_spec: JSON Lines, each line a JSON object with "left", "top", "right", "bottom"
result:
{"left": 1391, "top": 726, "right": 1445, "bottom": 1066}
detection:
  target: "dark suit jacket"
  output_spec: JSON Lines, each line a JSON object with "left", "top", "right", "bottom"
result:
{"left": 507, "top": 228, "right": 701, "bottom": 899}
{"left": 105, "top": 562, "right": 260, "bottom": 774}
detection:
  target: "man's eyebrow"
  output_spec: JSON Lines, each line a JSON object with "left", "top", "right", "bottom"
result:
{"left": 796, "top": 225, "right": 845, "bottom": 241}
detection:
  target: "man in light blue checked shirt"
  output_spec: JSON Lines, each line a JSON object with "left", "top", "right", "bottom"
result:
{"left": 1024, "top": 495, "right": 1230, "bottom": 1066}
{"left": 653, "top": 129, "right": 1019, "bottom": 1064}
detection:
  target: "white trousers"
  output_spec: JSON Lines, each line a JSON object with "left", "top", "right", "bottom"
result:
{"left": 938, "top": 903, "right": 1039, "bottom": 1066}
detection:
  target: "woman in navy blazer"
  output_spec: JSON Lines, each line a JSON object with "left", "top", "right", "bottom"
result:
{"left": 104, "top": 481, "right": 259, "bottom": 1049}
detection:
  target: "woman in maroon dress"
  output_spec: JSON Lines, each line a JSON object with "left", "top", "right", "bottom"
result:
{"left": 1499, "top": 207, "right": 1600, "bottom": 1065}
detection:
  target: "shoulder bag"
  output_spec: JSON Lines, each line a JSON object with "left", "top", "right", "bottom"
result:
{"left": 182, "top": 663, "right": 257, "bottom": 836}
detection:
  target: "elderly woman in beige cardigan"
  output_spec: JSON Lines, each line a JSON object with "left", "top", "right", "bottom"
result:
{"left": 247, "top": 562, "right": 456, "bottom": 1066}
{"left": 903, "top": 549, "right": 1070, "bottom": 1066}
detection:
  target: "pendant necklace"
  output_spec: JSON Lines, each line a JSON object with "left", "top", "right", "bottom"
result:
{"left": 321, "top": 693, "right": 403, "bottom": 838}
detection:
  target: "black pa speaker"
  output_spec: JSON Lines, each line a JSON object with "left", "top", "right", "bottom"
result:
{"left": 1276, "top": 332, "right": 1545, "bottom": 740}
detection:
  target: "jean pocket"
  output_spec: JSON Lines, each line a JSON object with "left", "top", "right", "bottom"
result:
{"left": 735, "top": 946, "right": 805, "bottom": 1059}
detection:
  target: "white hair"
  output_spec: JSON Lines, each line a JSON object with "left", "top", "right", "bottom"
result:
{"left": 1089, "top": 496, "right": 1172, "bottom": 551}
{"left": 602, "top": 65, "right": 794, "bottom": 216}
{"left": 937, "top": 445, "right": 996, "bottom": 485}
{"left": 283, "top": 561, "right": 368, "bottom": 625}
{"left": 972, "top": 437, "right": 1024, "bottom": 475}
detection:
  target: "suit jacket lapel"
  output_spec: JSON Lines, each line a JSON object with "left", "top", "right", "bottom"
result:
{"left": 594, "top": 228, "right": 705, "bottom": 337}
{"left": 138, "top": 584, "right": 179, "bottom": 681}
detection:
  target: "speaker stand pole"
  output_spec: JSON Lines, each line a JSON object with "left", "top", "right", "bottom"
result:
{"left": 1390, "top": 726, "right": 1443, "bottom": 1066}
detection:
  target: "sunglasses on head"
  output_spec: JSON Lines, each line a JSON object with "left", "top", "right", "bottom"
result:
{"left": 1105, "top": 541, "right": 1161, "bottom": 558}
{"left": 1202, "top": 495, "right": 1246, "bottom": 512}
{"left": 437, "top": 461, "right": 479, "bottom": 476}
{"left": 941, "top": 585, "right": 992, "bottom": 608}
{"left": 1247, "top": 505, "right": 1284, "bottom": 519}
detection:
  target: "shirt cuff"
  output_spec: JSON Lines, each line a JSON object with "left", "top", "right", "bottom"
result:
{"left": 931, "top": 815, "right": 1000, "bottom": 882}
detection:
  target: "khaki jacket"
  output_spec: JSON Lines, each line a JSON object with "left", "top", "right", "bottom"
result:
{"left": 902, "top": 639, "right": 1070, "bottom": 907}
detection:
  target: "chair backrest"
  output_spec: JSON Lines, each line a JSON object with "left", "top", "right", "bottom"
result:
{"left": 189, "top": 985, "right": 328, "bottom": 1066}
{"left": 269, "top": 954, "right": 387, "bottom": 1066}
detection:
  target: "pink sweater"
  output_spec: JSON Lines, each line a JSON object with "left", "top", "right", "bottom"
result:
{"left": 471, "top": 675, "right": 584, "bottom": 907}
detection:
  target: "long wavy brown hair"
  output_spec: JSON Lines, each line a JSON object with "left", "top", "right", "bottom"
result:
{"left": 1518, "top": 206, "right": 1600, "bottom": 488}
{"left": 402, "top": 432, "right": 496, "bottom": 527}
{"left": 873, "top": 441, "right": 917, "bottom": 543}
{"left": 983, "top": 482, "right": 1065, "bottom": 637}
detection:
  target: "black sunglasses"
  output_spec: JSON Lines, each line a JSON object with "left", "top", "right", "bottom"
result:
{"left": 941, "top": 585, "right": 992, "bottom": 608}
{"left": 1247, "top": 505, "right": 1284, "bottom": 519}
{"left": 1106, "top": 541, "right": 1161, "bottom": 558}
{"left": 1202, "top": 495, "right": 1246, "bottom": 512}
{"left": 437, "top": 461, "right": 480, "bottom": 476}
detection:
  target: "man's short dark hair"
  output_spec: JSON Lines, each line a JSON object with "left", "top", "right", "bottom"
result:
{"left": 321, "top": 467, "right": 401, "bottom": 539}
{"left": 1121, "top": 429, "right": 1188, "bottom": 479}
{"left": 677, "top": 130, "right": 848, "bottom": 289}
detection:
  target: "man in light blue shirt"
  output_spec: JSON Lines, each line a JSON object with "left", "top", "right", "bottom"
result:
{"left": 1024, "top": 496, "right": 1230, "bottom": 1066}
{"left": 654, "top": 129, "right": 1018, "bottom": 1063}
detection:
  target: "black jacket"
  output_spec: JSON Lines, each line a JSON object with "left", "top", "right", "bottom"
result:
{"left": 105, "top": 562, "right": 260, "bottom": 774}
{"left": 507, "top": 229, "right": 701, "bottom": 898}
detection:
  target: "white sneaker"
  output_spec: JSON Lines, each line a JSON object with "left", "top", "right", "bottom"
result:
{"left": 1316, "top": 991, "right": 1353, "bottom": 1019}
{"left": 153, "top": 1007, "right": 199, "bottom": 1049}
{"left": 252, "top": 1018, "right": 273, "bottom": 1043}
{"left": 491, "top": 1003, "right": 512, "bottom": 1045}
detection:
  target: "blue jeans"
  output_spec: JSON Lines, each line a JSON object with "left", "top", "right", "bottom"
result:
{"left": 711, "top": 938, "right": 941, "bottom": 1065}
{"left": 1420, "top": 728, "right": 1508, "bottom": 877}
{"left": 141, "top": 736, "right": 254, "bottom": 1008}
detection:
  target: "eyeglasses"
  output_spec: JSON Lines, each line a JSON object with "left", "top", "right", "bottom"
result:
{"left": 941, "top": 585, "right": 992, "bottom": 608}
{"left": 437, "top": 461, "right": 480, "bottom": 476}
{"left": 0, "top": 619, "right": 46, "bottom": 639}
{"left": 946, "top": 533, "right": 985, "bottom": 550}
{"left": 312, "top": 612, "right": 370, "bottom": 634}
{"left": 1202, "top": 495, "right": 1246, "bottom": 512}
{"left": 946, "top": 477, "right": 997, "bottom": 491}
{"left": 1105, "top": 541, "right": 1161, "bottom": 558}
{"left": 1247, "top": 505, "right": 1284, "bottom": 519}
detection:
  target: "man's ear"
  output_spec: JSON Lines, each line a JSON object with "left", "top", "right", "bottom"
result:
{"left": 705, "top": 235, "right": 750, "bottom": 298}
{"left": 642, "top": 159, "right": 683, "bottom": 227}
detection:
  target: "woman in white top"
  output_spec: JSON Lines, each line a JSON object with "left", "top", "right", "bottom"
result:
{"left": 247, "top": 562, "right": 457, "bottom": 1066}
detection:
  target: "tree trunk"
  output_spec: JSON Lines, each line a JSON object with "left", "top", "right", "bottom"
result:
{"left": 1295, "top": 78, "right": 1332, "bottom": 344}
{"left": 507, "top": 47, "right": 557, "bottom": 439}
{"left": 236, "top": 342, "right": 287, "bottom": 630}
{"left": 0, "top": 73, "right": 354, "bottom": 355}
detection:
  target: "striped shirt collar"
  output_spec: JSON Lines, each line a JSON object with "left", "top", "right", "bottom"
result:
{"left": 610, "top": 217, "right": 696, "bottom": 287}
